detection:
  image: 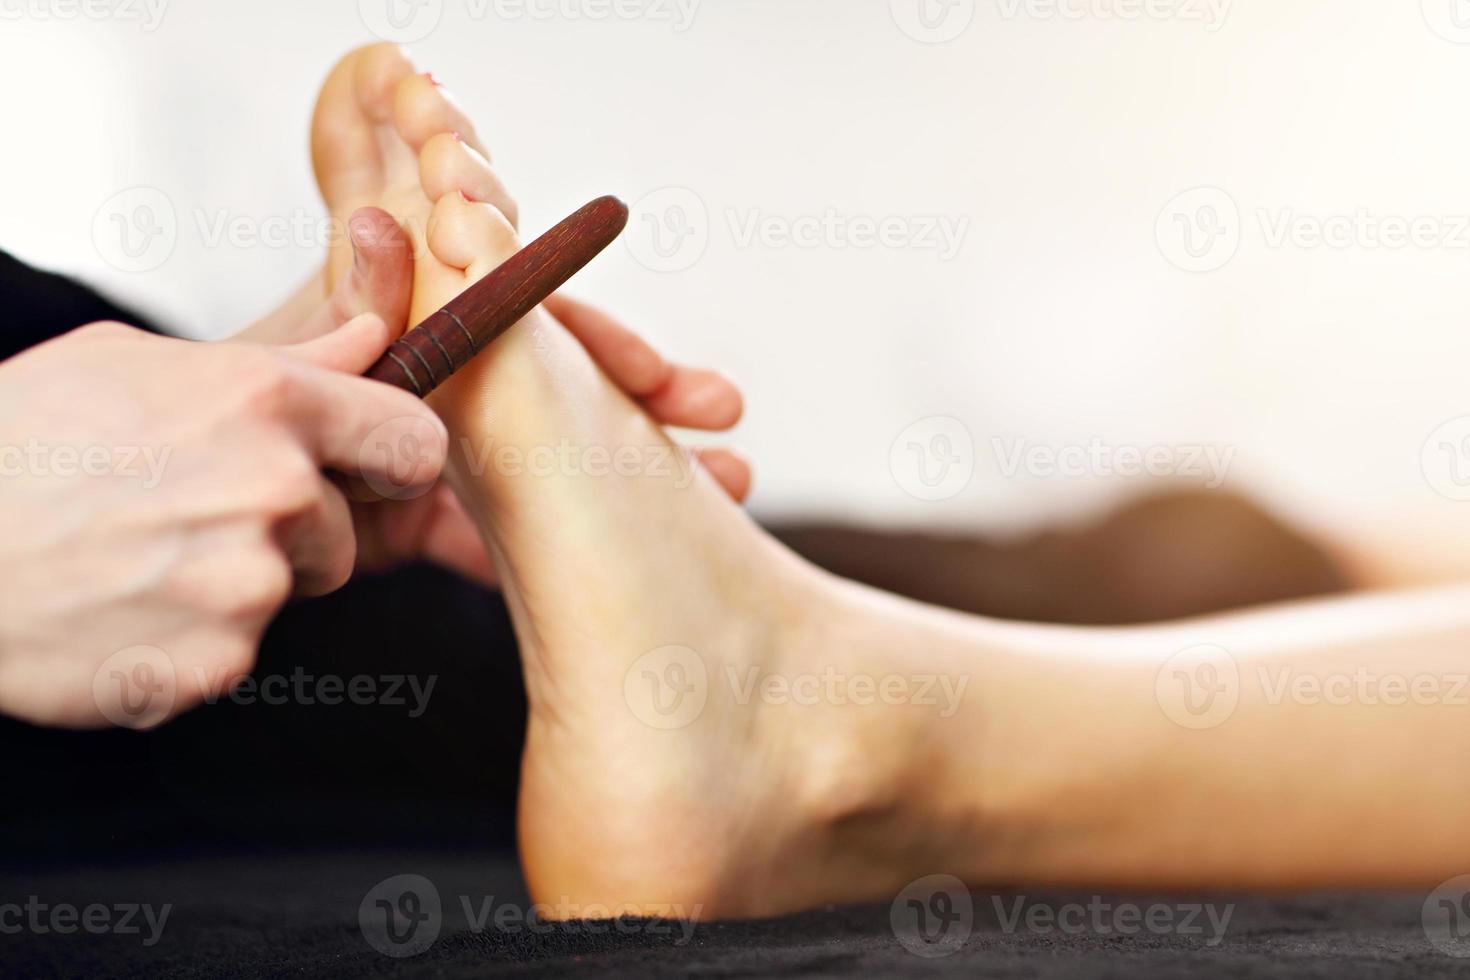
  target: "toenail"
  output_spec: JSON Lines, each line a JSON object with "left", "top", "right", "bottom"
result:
{"left": 424, "top": 72, "right": 443, "bottom": 87}
{"left": 450, "top": 130, "right": 463, "bottom": 142}
{"left": 458, "top": 189, "right": 477, "bottom": 203}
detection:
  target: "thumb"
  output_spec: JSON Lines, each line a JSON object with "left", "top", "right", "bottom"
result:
{"left": 294, "top": 207, "right": 416, "bottom": 343}
{"left": 282, "top": 312, "right": 395, "bottom": 375}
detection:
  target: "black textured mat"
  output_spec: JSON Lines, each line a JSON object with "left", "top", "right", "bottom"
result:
{"left": 1, "top": 848, "right": 1462, "bottom": 979}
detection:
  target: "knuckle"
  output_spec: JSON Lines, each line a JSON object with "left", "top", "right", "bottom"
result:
{"left": 77, "top": 320, "right": 140, "bottom": 342}
{"left": 230, "top": 551, "right": 294, "bottom": 620}
{"left": 237, "top": 354, "right": 295, "bottom": 418}
{"left": 263, "top": 452, "right": 323, "bottom": 516}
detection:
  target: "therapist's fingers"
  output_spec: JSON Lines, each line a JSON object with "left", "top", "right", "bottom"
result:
{"left": 275, "top": 474, "right": 359, "bottom": 597}
{"left": 280, "top": 311, "right": 448, "bottom": 500}
{"left": 268, "top": 342, "right": 448, "bottom": 497}
{"left": 296, "top": 207, "right": 415, "bottom": 343}
{"left": 286, "top": 311, "right": 396, "bottom": 375}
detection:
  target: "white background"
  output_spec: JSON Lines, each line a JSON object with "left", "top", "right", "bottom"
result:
{"left": 6, "top": 0, "right": 1470, "bottom": 544}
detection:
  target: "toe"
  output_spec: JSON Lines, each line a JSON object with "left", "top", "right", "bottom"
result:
{"left": 394, "top": 71, "right": 492, "bottom": 160}
{"left": 642, "top": 367, "right": 745, "bottom": 429}
{"left": 419, "top": 132, "right": 519, "bottom": 228}
{"left": 311, "top": 43, "right": 419, "bottom": 210}
{"left": 426, "top": 191, "right": 520, "bottom": 274}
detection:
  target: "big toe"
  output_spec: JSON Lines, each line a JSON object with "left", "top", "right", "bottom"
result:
{"left": 311, "top": 42, "right": 419, "bottom": 215}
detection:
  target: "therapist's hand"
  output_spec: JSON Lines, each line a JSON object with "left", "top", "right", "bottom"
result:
{"left": 0, "top": 317, "right": 447, "bottom": 729}
{"left": 242, "top": 206, "right": 752, "bottom": 585}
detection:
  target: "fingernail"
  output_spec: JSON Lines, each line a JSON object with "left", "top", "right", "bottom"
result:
{"left": 424, "top": 72, "right": 443, "bottom": 87}
{"left": 450, "top": 130, "right": 463, "bottom": 142}
{"left": 349, "top": 219, "right": 371, "bottom": 273}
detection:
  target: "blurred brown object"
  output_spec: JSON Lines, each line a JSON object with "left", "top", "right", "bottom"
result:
{"left": 773, "top": 490, "right": 1352, "bottom": 626}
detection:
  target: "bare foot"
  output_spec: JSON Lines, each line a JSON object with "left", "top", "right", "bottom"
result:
{"left": 305, "top": 43, "right": 959, "bottom": 920}
{"left": 381, "top": 102, "right": 960, "bottom": 917}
